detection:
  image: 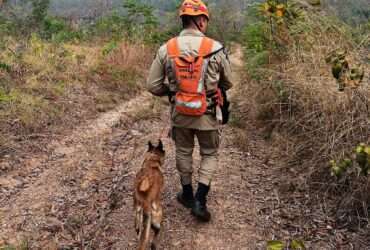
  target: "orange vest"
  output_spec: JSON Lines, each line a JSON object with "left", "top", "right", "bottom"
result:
{"left": 167, "top": 37, "right": 214, "bottom": 116}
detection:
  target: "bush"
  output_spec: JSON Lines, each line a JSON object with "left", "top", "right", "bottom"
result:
{"left": 42, "top": 16, "right": 66, "bottom": 38}
{"left": 31, "top": 0, "right": 50, "bottom": 26}
{"left": 90, "top": 13, "right": 127, "bottom": 40}
{"left": 0, "top": 16, "right": 14, "bottom": 36}
{"left": 239, "top": 0, "right": 370, "bottom": 237}
{"left": 86, "top": 0, "right": 160, "bottom": 44}
{"left": 40, "top": 16, "right": 82, "bottom": 42}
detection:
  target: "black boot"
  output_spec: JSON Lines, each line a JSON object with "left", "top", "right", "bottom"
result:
{"left": 191, "top": 183, "right": 211, "bottom": 222}
{"left": 177, "top": 184, "right": 194, "bottom": 209}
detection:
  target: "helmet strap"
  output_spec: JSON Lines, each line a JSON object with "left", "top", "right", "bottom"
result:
{"left": 191, "top": 17, "right": 202, "bottom": 33}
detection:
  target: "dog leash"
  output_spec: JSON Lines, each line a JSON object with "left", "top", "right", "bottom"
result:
{"left": 159, "top": 124, "right": 171, "bottom": 139}
{"left": 158, "top": 107, "right": 172, "bottom": 140}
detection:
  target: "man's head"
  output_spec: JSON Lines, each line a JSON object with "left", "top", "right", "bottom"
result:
{"left": 179, "top": 0, "right": 209, "bottom": 33}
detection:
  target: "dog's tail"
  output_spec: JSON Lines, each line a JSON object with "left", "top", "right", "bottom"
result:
{"left": 137, "top": 212, "right": 152, "bottom": 250}
{"left": 138, "top": 177, "right": 151, "bottom": 193}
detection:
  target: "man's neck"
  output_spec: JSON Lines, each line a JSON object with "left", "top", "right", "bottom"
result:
{"left": 184, "top": 27, "right": 204, "bottom": 34}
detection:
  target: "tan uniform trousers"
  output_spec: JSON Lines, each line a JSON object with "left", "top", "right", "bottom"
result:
{"left": 173, "top": 127, "right": 220, "bottom": 186}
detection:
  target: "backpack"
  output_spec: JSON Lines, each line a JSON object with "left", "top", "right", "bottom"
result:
{"left": 167, "top": 37, "right": 214, "bottom": 116}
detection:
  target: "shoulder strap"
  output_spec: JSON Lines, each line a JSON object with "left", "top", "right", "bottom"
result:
{"left": 167, "top": 37, "right": 180, "bottom": 58}
{"left": 167, "top": 37, "right": 214, "bottom": 58}
{"left": 198, "top": 37, "right": 214, "bottom": 57}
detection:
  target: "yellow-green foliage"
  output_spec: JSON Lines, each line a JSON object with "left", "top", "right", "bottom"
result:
{"left": 0, "top": 88, "right": 59, "bottom": 133}
{"left": 0, "top": 33, "right": 151, "bottom": 141}
{"left": 0, "top": 246, "right": 16, "bottom": 250}
{"left": 330, "top": 143, "right": 370, "bottom": 178}
{"left": 330, "top": 158, "right": 352, "bottom": 178}
{"left": 267, "top": 239, "right": 306, "bottom": 250}
{"left": 0, "top": 87, "right": 14, "bottom": 103}
{"left": 0, "top": 35, "right": 71, "bottom": 133}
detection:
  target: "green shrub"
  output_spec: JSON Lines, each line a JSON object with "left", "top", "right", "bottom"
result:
{"left": 31, "top": 0, "right": 50, "bottom": 22}
{"left": 87, "top": 0, "right": 159, "bottom": 43}
{"left": 242, "top": 12, "right": 271, "bottom": 79}
{"left": 0, "top": 17, "right": 14, "bottom": 36}
{"left": 52, "top": 30, "right": 82, "bottom": 43}
{"left": 0, "top": 62, "right": 11, "bottom": 73}
{"left": 243, "top": 22, "right": 269, "bottom": 53}
{"left": 90, "top": 13, "right": 126, "bottom": 40}
{"left": 42, "top": 16, "right": 67, "bottom": 38}
{"left": 40, "top": 16, "right": 82, "bottom": 42}
{"left": 248, "top": 50, "right": 270, "bottom": 67}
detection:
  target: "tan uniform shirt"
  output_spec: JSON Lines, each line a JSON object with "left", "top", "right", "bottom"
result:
{"left": 147, "top": 29, "right": 234, "bottom": 130}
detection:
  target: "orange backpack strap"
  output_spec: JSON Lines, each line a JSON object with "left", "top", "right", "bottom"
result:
{"left": 167, "top": 37, "right": 180, "bottom": 58}
{"left": 198, "top": 37, "right": 214, "bottom": 57}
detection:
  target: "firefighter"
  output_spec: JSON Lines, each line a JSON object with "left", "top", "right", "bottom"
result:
{"left": 147, "top": 0, "right": 233, "bottom": 222}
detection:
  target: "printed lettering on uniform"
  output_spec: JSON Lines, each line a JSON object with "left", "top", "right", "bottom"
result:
{"left": 179, "top": 74, "right": 197, "bottom": 80}
{"left": 179, "top": 68, "right": 200, "bottom": 73}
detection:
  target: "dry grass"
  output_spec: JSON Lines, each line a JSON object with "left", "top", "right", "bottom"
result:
{"left": 0, "top": 36, "right": 153, "bottom": 156}
{"left": 90, "top": 42, "right": 153, "bottom": 107}
{"left": 105, "top": 42, "right": 153, "bottom": 76}
{"left": 238, "top": 5, "right": 370, "bottom": 235}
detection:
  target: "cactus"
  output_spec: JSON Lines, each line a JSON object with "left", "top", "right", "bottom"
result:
{"left": 348, "top": 66, "right": 364, "bottom": 88}
{"left": 330, "top": 158, "right": 353, "bottom": 178}
{"left": 332, "top": 62, "right": 343, "bottom": 79}
{"left": 331, "top": 144, "right": 370, "bottom": 178}
{"left": 356, "top": 143, "right": 369, "bottom": 176}
{"left": 330, "top": 160, "right": 342, "bottom": 177}
{"left": 326, "top": 49, "right": 364, "bottom": 91}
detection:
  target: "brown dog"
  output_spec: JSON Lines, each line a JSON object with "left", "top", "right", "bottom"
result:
{"left": 134, "top": 140, "right": 165, "bottom": 250}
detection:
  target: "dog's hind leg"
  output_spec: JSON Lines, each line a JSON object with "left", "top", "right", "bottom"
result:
{"left": 135, "top": 206, "right": 143, "bottom": 238}
{"left": 138, "top": 213, "right": 151, "bottom": 250}
{"left": 151, "top": 202, "right": 162, "bottom": 250}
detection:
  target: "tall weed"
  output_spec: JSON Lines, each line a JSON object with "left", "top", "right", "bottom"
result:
{"left": 240, "top": 0, "right": 370, "bottom": 230}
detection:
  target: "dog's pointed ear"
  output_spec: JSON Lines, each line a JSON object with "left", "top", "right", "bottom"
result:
{"left": 148, "top": 141, "right": 154, "bottom": 151}
{"left": 157, "top": 140, "right": 164, "bottom": 152}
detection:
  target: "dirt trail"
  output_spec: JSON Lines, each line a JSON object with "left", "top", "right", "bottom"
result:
{"left": 103, "top": 47, "right": 270, "bottom": 249}
{"left": 0, "top": 47, "right": 332, "bottom": 249}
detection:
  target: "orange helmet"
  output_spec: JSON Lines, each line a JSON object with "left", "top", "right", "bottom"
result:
{"left": 179, "top": 0, "right": 210, "bottom": 20}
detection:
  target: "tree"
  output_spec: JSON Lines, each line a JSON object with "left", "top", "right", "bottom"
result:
{"left": 31, "top": 0, "right": 50, "bottom": 26}
{"left": 123, "top": 0, "right": 158, "bottom": 29}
